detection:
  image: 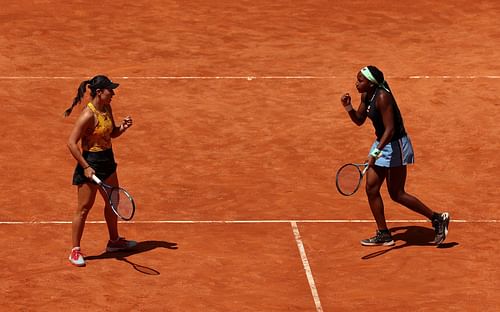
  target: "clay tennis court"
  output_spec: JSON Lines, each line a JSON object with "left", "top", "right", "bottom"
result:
{"left": 1, "top": 1, "right": 499, "bottom": 311}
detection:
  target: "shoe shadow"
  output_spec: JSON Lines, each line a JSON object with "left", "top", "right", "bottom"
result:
{"left": 84, "top": 240, "right": 178, "bottom": 275}
{"left": 362, "top": 226, "right": 458, "bottom": 260}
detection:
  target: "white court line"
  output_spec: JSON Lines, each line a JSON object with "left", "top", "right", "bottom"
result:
{"left": 407, "top": 75, "right": 500, "bottom": 79}
{"left": 291, "top": 221, "right": 323, "bottom": 312}
{"left": 0, "top": 219, "right": 497, "bottom": 225}
{"left": 0, "top": 75, "right": 499, "bottom": 80}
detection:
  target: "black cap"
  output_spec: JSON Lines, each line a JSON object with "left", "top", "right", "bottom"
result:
{"left": 89, "top": 75, "right": 119, "bottom": 90}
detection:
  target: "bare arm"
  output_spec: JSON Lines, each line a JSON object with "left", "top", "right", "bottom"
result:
{"left": 108, "top": 104, "right": 133, "bottom": 138}
{"left": 341, "top": 93, "right": 367, "bottom": 126}
{"left": 374, "top": 91, "right": 395, "bottom": 150}
{"left": 67, "top": 109, "right": 95, "bottom": 178}
{"left": 366, "top": 91, "right": 396, "bottom": 167}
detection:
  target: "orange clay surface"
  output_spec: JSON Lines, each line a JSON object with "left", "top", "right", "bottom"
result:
{"left": 0, "top": 1, "right": 499, "bottom": 311}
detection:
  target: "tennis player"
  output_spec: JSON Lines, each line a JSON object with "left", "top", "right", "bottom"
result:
{"left": 65, "top": 75, "right": 137, "bottom": 266}
{"left": 340, "top": 66, "right": 450, "bottom": 246}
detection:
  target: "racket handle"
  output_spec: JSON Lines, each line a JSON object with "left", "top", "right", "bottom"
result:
{"left": 362, "top": 165, "right": 369, "bottom": 175}
{"left": 91, "top": 174, "right": 102, "bottom": 184}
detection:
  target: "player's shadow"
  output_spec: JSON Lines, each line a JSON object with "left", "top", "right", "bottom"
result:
{"left": 84, "top": 240, "right": 178, "bottom": 275}
{"left": 362, "top": 226, "right": 458, "bottom": 260}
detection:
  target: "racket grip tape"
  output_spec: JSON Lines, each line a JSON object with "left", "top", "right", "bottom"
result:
{"left": 91, "top": 174, "right": 102, "bottom": 184}
{"left": 362, "top": 165, "right": 369, "bottom": 175}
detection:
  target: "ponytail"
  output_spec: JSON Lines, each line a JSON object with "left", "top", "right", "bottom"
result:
{"left": 64, "top": 80, "right": 90, "bottom": 117}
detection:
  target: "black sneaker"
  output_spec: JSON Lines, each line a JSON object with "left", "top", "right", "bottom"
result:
{"left": 361, "top": 230, "right": 395, "bottom": 246}
{"left": 432, "top": 212, "right": 450, "bottom": 245}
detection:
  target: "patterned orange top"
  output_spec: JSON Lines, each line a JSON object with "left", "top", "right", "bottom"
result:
{"left": 82, "top": 102, "right": 113, "bottom": 152}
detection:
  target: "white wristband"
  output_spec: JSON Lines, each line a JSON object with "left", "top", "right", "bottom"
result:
{"left": 344, "top": 104, "right": 353, "bottom": 112}
{"left": 370, "top": 148, "right": 382, "bottom": 158}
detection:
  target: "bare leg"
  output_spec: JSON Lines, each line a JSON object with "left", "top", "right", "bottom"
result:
{"left": 386, "top": 166, "right": 434, "bottom": 219}
{"left": 72, "top": 183, "right": 98, "bottom": 248}
{"left": 365, "top": 166, "right": 389, "bottom": 230}
{"left": 98, "top": 172, "right": 120, "bottom": 241}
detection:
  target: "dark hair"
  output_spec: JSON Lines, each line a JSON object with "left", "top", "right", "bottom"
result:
{"left": 367, "top": 65, "right": 391, "bottom": 92}
{"left": 63, "top": 75, "right": 118, "bottom": 117}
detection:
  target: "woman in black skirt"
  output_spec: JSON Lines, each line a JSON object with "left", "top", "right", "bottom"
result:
{"left": 64, "top": 75, "right": 136, "bottom": 267}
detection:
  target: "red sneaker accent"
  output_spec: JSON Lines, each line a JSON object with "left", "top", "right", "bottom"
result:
{"left": 69, "top": 248, "right": 86, "bottom": 267}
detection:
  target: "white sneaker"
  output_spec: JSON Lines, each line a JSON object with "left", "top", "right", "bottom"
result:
{"left": 69, "top": 247, "right": 86, "bottom": 267}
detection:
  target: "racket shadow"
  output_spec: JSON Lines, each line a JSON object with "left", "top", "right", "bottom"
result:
{"left": 84, "top": 240, "right": 178, "bottom": 275}
{"left": 361, "top": 226, "right": 459, "bottom": 260}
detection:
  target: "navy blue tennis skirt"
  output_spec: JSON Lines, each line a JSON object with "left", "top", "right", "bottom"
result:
{"left": 72, "top": 149, "right": 117, "bottom": 185}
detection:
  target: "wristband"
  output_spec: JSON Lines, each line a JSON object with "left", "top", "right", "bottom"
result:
{"left": 344, "top": 104, "right": 353, "bottom": 112}
{"left": 370, "top": 148, "right": 382, "bottom": 159}
{"left": 83, "top": 165, "right": 90, "bottom": 170}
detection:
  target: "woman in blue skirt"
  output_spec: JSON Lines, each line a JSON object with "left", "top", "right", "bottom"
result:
{"left": 340, "top": 66, "right": 450, "bottom": 246}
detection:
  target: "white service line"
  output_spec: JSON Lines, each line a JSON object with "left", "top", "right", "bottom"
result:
{"left": 0, "top": 219, "right": 497, "bottom": 225}
{"left": 291, "top": 221, "right": 323, "bottom": 312}
{"left": 0, "top": 75, "right": 499, "bottom": 80}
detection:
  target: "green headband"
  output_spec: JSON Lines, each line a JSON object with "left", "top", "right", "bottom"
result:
{"left": 360, "top": 67, "right": 390, "bottom": 93}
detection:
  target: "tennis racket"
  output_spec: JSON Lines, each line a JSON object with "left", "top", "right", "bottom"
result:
{"left": 335, "top": 163, "right": 369, "bottom": 196}
{"left": 92, "top": 175, "right": 136, "bottom": 220}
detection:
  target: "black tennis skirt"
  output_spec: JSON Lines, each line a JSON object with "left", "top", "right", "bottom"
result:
{"left": 72, "top": 149, "right": 117, "bottom": 185}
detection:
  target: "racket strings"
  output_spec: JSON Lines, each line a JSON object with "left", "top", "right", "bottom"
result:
{"left": 337, "top": 165, "right": 362, "bottom": 195}
{"left": 110, "top": 188, "right": 134, "bottom": 219}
